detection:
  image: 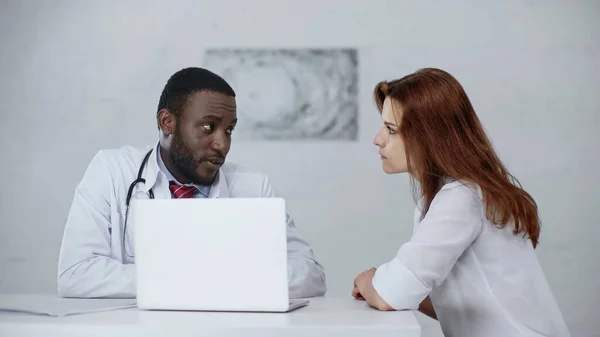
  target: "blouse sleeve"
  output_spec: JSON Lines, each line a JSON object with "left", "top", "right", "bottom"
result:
{"left": 372, "top": 183, "right": 484, "bottom": 310}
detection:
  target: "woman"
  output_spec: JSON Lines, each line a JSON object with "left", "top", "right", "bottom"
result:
{"left": 352, "top": 68, "right": 570, "bottom": 337}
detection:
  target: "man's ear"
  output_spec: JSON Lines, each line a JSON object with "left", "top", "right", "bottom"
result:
{"left": 157, "top": 109, "right": 176, "bottom": 136}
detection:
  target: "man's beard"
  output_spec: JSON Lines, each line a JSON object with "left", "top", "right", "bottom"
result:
{"left": 169, "top": 131, "right": 216, "bottom": 186}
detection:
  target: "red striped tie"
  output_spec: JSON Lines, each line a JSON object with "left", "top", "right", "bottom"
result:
{"left": 169, "top": 182, "right": 196, "bottom": 199}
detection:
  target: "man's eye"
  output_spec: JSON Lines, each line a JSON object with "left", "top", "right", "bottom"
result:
{"left": 202, "top": 124, "right": 213, "bottom": 131}
{"left": 226, "top": 127, "right": 235, "bottom": 135}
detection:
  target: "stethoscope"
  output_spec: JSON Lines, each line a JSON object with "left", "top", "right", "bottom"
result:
{"left": 122, "top": 149, "right": 154, "bottom": 258}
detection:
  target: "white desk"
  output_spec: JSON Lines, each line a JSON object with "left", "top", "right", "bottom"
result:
{"left": 0, "top": 295, "right": 421, "bottom": 337}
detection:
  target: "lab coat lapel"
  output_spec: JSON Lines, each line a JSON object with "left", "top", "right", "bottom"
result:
{"left": 209, "top": 169, "right": 230, "bottom": 198}
{"left": 137, "top": 146, "right": 172, "bottom": 200}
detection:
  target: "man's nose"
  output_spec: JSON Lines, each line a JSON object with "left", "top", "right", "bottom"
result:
{"left": 211, "top": 132, "right": 229, "bottom": 153}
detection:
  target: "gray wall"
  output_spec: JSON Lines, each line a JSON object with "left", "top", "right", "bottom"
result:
{"left": 1, "top": 1, "right": 598, "bottom": 336}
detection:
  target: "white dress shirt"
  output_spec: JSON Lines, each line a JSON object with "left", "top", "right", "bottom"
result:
{"left": 372, "top": 180, "right": 570, "bottom": 337}
{"left": 57, "top": 144, "right": 326, "bottom": 299}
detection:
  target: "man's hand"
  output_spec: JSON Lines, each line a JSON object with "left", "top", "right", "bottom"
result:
{"left": 352, "top": 267, "right": 394, "bottom": 311}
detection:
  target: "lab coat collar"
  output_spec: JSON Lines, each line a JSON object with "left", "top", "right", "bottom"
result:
{"left": 140, "top": 143, "right": 230, "bottom": 198}
{"left": 138, "top": 145, "right": 159, "bottom": 193}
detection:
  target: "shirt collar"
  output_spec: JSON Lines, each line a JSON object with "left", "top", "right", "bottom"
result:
{"left": 154, "top": 143, "right": 211, "bottom": 197}
{"left": 140, "top": 146, "right": 229, "bottom": 199}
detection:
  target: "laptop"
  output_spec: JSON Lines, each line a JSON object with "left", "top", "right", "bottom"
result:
{"left": 130, "top": 197, "right": 309, "bottom": 312}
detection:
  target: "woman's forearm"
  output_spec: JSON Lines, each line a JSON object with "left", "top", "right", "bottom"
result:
{"left": 360, "top": 281, "right": 394, "bottom": 311}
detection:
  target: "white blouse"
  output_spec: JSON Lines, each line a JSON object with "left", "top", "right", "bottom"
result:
{"left": 372, "top": 180, "right": 570, "bottom": 337}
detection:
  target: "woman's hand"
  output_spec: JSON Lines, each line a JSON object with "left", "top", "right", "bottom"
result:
{"left": 352, "top": 267, "right": 394, "bottom": 311}
{"left": 352, "top": 279, "right": 365, "bottom": 300}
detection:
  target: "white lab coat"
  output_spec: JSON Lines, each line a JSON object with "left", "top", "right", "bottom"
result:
{"left": 57, "top": 144, "right": 326, "bottom": 299}
{"left": 372, "top": 180, "right": 570, "bottom": 337}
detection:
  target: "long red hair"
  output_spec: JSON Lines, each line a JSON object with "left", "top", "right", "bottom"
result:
{"left": 374, "top": 68, "right": 540, "bottom": 247}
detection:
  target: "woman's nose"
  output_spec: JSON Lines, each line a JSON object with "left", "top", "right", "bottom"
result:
{"left": 373, "top": 132, "right": 383, "bottom": 147}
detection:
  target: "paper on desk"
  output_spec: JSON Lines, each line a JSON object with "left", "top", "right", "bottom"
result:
{"left": 0, "top": 294, "right": 137, "bottom": 317}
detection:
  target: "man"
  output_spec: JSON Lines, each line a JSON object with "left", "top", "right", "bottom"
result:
{"left": 57, "top": 67, "right": 326, "bottom": 299}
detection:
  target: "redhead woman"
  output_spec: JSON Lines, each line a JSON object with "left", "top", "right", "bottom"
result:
{"left": 352, "top": 68, "right": 570, "bottom": 337}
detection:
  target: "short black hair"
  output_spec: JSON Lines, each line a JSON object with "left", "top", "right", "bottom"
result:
{"left": 157, "top": 67, "right": 236, "bottom": 126}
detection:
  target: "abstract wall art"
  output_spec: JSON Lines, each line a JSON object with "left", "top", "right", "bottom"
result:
{"left": 203, "top": 48, "right": 358, "bottom": 141}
